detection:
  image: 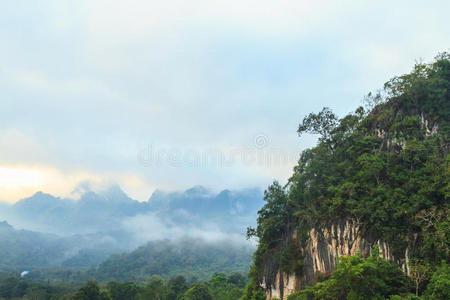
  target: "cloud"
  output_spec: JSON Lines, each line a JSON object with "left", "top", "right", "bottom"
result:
{"left": 10, "top": 70, "right": 118, "bottom": 98}
{"left": 81, "top": 0, "right": 340, "bottom": 41}
{"left": 122, "top": 211, "right": 252, "bottom": 246}
{"left": 0, "top": 161, "right": 155, "bottom": 202}
{"left": 0, "top": 0, "right": 449, "bottom": 201}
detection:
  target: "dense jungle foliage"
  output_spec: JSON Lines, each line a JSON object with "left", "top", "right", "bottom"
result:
{"left": 244, "top": 53, "right": 450, "bottom": 299}
{"left": 286, "top": 251, "right": 449, "bottom": 300}
{"left": 0, "top": 272, "right": 248, "bottom": 299}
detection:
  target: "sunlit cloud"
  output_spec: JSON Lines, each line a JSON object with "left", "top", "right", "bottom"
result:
{"left": 0, "top": 0, "right": 448, "bottom": 202}
{"left": 0, "top": 164, "right": 154, "bottom": 203}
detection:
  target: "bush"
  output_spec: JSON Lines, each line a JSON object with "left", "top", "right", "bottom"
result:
{"left": 424, "top": 262, "right": 450, "bottom": 300}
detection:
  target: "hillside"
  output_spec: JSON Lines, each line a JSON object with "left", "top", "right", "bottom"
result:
{"left": 94, "top": 238, "right": 254, "bottom": 283}
{"left": 244, "top": 53, "right": 450, "bottom": 299}
{"left": 0, "top": 221, "right": 64, "bottom": 269}
{"left": 0, "top": 221, "right": 123, "bottom": 270}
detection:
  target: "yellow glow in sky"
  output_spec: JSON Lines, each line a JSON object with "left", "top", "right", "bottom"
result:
{"left": 0, "top": 165, "right": 154, "bottom": 203}
{"left": 0, "top": 166, "right": 43, "bottom": 187}
{"left": 0, "top": 166, "right": 45, "bottom": 202}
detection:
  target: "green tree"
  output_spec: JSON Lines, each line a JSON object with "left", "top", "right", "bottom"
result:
{"left": 409, "top": 260, "right": 431, "bottom": 296}
{"left": 180, "top": 282, "right": 212, "bottom": 300}
{"left": 107, "top": 281, "right": 138, "bottom": 300}
{"left": 25, "top": 285, "right": 49, "bottom": 300}
{"left": 227, "top": 273, "right": 247, "bottom": 288}
{"left": 73, "top": 281, "right": 110, "bottom": 300}
{"left": 138, "top": 276, "right": 168, "bottom": 300}
{"left": 288, "top": 250, "right": 409, "bottom": 300}
{"left": 424, "top": 262, "right": 450, "bottom": 300}
{"left": 0, "top": 277, "right": 28, "bottom": 298}
{"left": 240, "top": 276, "right": 266, "bottom": 300}
{"left": 167, "top": 275, "right": 188, "bottom": 300}
{"left": 298, "top": 107, "right": 338, "bottom": 141}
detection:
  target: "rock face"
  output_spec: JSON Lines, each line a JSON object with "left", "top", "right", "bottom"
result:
{"left": 262, "top": 220, "right": 409, "bottom": 300}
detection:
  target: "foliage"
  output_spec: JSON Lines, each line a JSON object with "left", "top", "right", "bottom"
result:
{"left": 240, "top": 277, "right": 266, "bottom": 300}
{"left": 0, "top": 276, "right": 28, "bottom": 299}
{"left": 297, "top": 107, "right": 339, "bottom": 141}
{"left": 180, "top": 282, "right": 212, "bottom": 300}
{"left": 166, "top": 275, "right": 188, "bottom": 300}
{"left": 287, "top": 250, "right": 409, "bottom": 300}
{"left": 424, "top": 262, "right": 450, "bottom": 300}
{"left": 0, "top": 272, "right": 248, "bottom": 299}
{"left": 249, "top": 52, "right": 450, "bottom": 296}
{"left": 73, "top": 281, "right": 110, "bottom": 300}
{"left": 240, "top": 264, "right": 266, "bottom": 300}
{"left": 107, "top": 281, "right": 138, "bottom": 300}
{"left": 95, "top": 238, "right": 253, "bottom": 283}
{"left": 138, "top": 276, "right": 168, "bottom": 300}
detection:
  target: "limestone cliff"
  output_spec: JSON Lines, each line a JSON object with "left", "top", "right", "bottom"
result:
{"left": 261, "top": 220, "right": 410, "bottom": 300}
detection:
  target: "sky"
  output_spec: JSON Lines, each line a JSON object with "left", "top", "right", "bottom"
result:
{"left": 0, "top": 0, "right": 449, "bottom": 202}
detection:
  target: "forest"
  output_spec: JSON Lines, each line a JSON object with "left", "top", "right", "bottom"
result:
{"left": 0, "top": 272, "right": 248, "bottom": 300}
{"left": 243, "top": 53, "right": 449, "bottom": 299}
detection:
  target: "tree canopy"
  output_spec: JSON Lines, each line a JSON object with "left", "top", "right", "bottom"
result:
{"left": 245, "top": 53, "right": 450, "bottom": 299}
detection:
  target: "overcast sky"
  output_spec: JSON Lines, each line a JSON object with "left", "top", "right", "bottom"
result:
{"left": 0, "top": 0, "right": 449, "bottom": 202}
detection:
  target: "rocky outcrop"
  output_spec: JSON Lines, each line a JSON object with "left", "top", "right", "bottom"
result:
{"left": 261, "top": 220, "right": 409, "bottom": 300}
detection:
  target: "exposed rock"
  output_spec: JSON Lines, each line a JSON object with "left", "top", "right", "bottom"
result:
{"left": 421, "top": 112, "right": 440, "bottom": 137}
{"left": 262, "top": 220, "right": 409, "bottom": 300}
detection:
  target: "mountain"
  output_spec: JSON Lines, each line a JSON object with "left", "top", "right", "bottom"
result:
{"left": 147, "top": 186, "right": 263, "bottom": 233}
{"left": 0, "top": 220, "right": 63, "bottom": 269}
{"left": 244, "top": 54, "right": 450, "bottom": 299}
{"left": 0, "top": 185, "right": 263, "bottom": 276}
{"left": 6, "top": 186, "right": 146, "bottom": 235}
{"left": 0, "top": 220, "right": 126, "bottom": 270}
{"left": 147, "top": 186, "right": 262, "bottom": 215}
{"left": 94, "top": 238, "right": 254, "bottom": 282}
{"left": 3, "top": 185, "right": 263, "bottom": 237}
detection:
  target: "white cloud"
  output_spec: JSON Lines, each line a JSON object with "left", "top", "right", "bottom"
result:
{"left": 10, "top": 70, "right": 118, "bottom": 97}
{"left": 0, "top": 0, "right": 449, "bottom": 201}
{"left": 122, "top": 211, "right": 251, "bottom": 245}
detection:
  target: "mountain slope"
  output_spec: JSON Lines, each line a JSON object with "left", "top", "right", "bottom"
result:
{"left": 94, "top": 238, "right": 254, "bottom": 282}
{"left": 0, "top": 221, "right": 124, "bottom": 270}
{"left": 245, "top": 53, "right": 450, "bottom": 299}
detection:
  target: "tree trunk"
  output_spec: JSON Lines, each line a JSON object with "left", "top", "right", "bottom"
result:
{"left": 416, "top": 279, "right": 419, "bottom": 296}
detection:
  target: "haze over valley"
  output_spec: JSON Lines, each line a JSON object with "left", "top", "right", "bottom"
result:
{"left": 0, "top": 1, "right": 449, "bottom": 299}
{"left": 0, "top": 185, "right": 262, "bottom": 278}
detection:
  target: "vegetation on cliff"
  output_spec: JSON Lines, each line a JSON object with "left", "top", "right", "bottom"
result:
{"left": 244, "top": 53, "right": 450, "bottom": 299}
{"left": 287, "top": 252, "right": 449, "bottom": 300}
{"left": 287, "top": 248, "right": 409, "bottom": 300}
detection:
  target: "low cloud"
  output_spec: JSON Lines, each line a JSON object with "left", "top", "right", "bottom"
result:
{"left": 122, "top": 212, "right": 252, "bottom": 246}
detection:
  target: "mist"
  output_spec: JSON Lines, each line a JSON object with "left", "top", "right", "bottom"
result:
{"left": 0, "top": 183, "right": 263, "bottom": 270}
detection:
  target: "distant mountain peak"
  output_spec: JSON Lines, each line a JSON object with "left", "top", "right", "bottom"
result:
{"left": 184, "top": 185, "right": 210, "bottom": 196}
{"left": 13, "top": 191, "right": 60, "bottom": 208}
{"left": 0, "top": 220, "right": 12, "bottom": 229}
{"left": 101, "top": 184, "right": 132, "bottom": 202}
{"left": 32, "top": 191, "right": 53, "bottom": 198}
{"left": 217, "top": 189, "right": 232, "bottom": 198}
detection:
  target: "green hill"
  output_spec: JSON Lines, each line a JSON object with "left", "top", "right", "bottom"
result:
{"left": 94, "top": 238, "right": 254, "bottom": 283}
{"left": 244, "top": 53, "right": 449, "bottom": 299}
